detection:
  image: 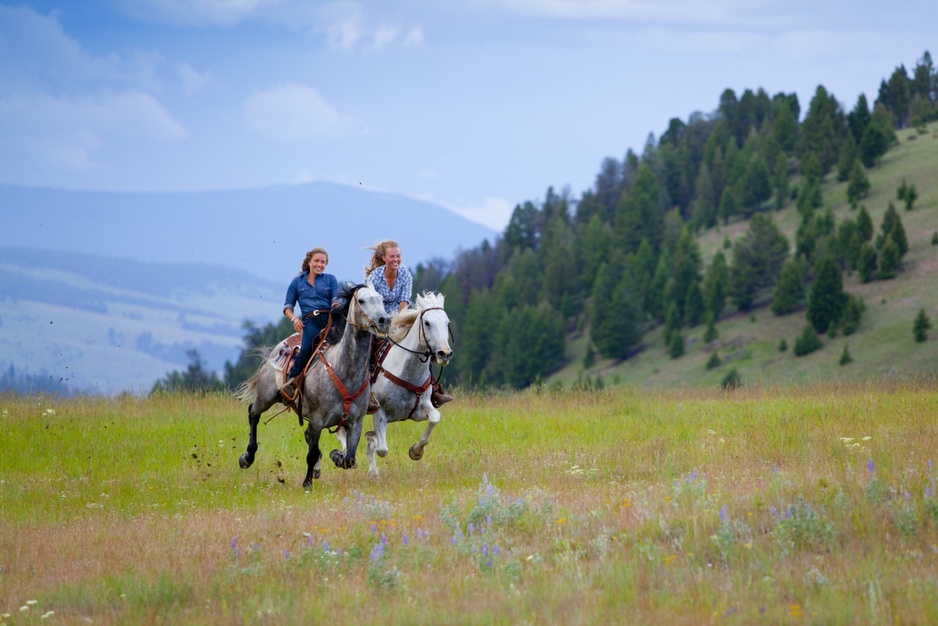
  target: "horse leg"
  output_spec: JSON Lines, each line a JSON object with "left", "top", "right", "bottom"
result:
{"left": 330, "top": 417, "right": 362, "bottom": 470}
{"left": 335, "top": 425, "right": 347, "bottom": 454}
{"left": 238, "top": 403, "right": 261, "bottom": 469}
{"left": 365, "top": 431, "right": 379, "bottom": 477}
{"left": 303, "top": 425, "right": 322, "bottom": 487}
{"left": 373, "top": 410, "right": 390, "bottom": 458}
{"left": 409, "top": 408, "right": 441, "bottom": 461}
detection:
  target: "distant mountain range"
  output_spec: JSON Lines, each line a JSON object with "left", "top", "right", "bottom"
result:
{"left": 0, "top": 183, "right": 497, "bottom": 394}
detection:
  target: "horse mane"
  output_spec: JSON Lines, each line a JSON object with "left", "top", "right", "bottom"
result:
{"left": 388, "top": 291, "right": 445, "bottom": 342}
{"left": 325, "top": 281, "right": 366, "bottom": 343}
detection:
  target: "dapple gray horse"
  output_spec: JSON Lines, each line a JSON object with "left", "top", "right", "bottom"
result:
{"left": 336, "top": 292, "right": 452, "bottom": 476}
{"left": 235, "top": 285, "right": 390, "bottom": 487}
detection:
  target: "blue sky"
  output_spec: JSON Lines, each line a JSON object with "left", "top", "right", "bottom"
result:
{"left": 1, "top": 0, "right": 934, "bottom": 231}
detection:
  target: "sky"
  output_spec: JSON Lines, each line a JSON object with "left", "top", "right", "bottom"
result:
{"left": 1, "top": 0, "right": 934, "bottom": 232}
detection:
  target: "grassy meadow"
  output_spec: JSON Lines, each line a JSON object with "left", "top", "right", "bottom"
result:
{"left": 3, "top": 382, "right": 938, "bottom": 624}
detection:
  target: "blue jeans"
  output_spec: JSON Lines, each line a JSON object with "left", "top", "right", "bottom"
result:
{"left": 287, "top": 313, "right": 328, "bottom": 378}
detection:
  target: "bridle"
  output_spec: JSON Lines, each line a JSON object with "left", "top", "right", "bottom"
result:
{"left": 386, "top": 306, "right": 445, "bottom": 363}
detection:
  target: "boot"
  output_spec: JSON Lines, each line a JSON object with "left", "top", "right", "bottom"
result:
{"left": 280, "top": 376, "right": 300, "bottom": 401}
{"left": 366, "top": 393, "right": 380, "bottom": 414}
{"left": 430, "top": 390, "right": 453, "bottom": 407}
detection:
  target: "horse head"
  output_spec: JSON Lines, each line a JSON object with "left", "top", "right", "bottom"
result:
{"left": 349, "top": 284, "right": 391, "bottom": 338}
{"left": 415, "top": 292, "right": 453, "bottom": 365}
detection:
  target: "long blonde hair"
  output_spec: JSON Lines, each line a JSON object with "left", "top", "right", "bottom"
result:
{"left": 364, "top": 239, "right": 399, "bottom": 277}
{"left": 300, "top": 247, "right": 329, "bottom": 273}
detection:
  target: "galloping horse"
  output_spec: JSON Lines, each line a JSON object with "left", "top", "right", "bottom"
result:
{"left": 235, "top": 285, "right": 390, "bottom": 487}
{"left": 337, "top": 292, "right": 452, "bottom": 476}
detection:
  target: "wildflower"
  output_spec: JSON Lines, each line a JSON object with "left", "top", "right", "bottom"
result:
{"left": 868, "top": 459, "right": 875, "bottom": 474}
{"left": 468, "top": 522, "right": 475, "bottom": 534}
{"left": 451, "top": 535, "right": 458, "bottom": 546}
{"left": 719, "top": 505, "right": 728, "bottom": 524}
{"left": 283, "top": 549, "right": 289, "bottom": 559}
{"left": 402, "top": 533, "right": 409, "bottom": 546}
{"left": 556, "top": 518, "right": 566, "bottom": 525}
{"left": 322, "top": 540, "right": 330, "bottom": 552}
{"left": 862, "top": 436, "right": 871, "bottom": 441}
{"left": 416, "top": 529, "right": 423, "bottom": 541}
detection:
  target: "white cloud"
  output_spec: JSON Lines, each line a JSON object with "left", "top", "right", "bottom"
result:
{"left": 115, "top": 0, "right": 284, "bottom": 27}
{"left": 178, "top": 63, "right": 212, "bottom": 95}
{"left": 317, "top": 3, "right": 424, "bottom": 51}
{"left": 1, "top": 91, "right": 186, "bottom": 171}
{"left": 242, "top": 83, "right": 355, "bottom": 140}
{"left": 445, "top": 196, "right": 514, "bottom": 231}
{"left": 0, "top": 5, "right": 164, "bottom": 91}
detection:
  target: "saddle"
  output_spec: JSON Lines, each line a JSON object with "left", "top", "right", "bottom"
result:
{"left": 270, "top": 327, "right": 331, "bottom": 413}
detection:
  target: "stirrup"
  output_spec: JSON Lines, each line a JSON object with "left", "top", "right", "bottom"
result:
{"left": 431, "top": 391, "right": 453, "bottom": 407}
{"left": 366, "top": 393, "right": 380, "bottom": 414}
{"left": 280, "top": 378, "right": 299, "bottom": 402}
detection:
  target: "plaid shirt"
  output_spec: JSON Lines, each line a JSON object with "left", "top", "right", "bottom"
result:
{"left": 366, "top": 265, "right": 412, "bottom": 314}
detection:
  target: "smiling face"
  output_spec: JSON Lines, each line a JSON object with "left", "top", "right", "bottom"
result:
{"left": 383, "top": 247, "right": 401, "bottom": 271}
{"left": 309, "top": 252, "right": 328, "bottom": 275}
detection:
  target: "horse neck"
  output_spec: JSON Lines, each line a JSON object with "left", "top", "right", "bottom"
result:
{"left": 387, "top": 314, "right": 429, "bottom": 376}
{"left": 330, "top": 314, "right": 373, "bottom": 378}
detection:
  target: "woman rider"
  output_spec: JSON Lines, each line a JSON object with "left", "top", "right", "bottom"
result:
{"left": 365, "top": 239, "right": 452, "bottom": 407}
{"left": 280, "top": 247, "right": 340, "bottom": 400}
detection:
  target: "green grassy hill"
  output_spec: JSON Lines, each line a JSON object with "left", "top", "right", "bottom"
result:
{"left": 552, "top": 123, "right": 938, "bottom": 389}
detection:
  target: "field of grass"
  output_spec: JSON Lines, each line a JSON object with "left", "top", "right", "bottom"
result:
{"left": 3, "top": 382, "right": 938, "bottom": 624}
{"left": 555, "top": 123, "right": 938, "bottom": 390}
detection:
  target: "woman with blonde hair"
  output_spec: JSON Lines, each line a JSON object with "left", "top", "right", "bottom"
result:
{"left": 364, "top": 239, "right": 412, "bottom": 314}
{"left": 365, "top": 239, "right": 452, "bottom": 407}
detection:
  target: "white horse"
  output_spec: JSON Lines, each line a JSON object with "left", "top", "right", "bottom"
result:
{"left": 235, "top": 284, "right": 390, "bottom": 487}
{"left": 337, "top": 292, "right": 452, "bottom": 476}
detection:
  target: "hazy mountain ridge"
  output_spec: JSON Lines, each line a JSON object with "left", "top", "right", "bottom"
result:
{"left": 0, "top": 182, "right": 497, "bottom": 394}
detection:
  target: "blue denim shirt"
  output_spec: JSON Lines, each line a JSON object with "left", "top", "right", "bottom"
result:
{"left": 283, "top": 272, "right": 339, "bottom": 318}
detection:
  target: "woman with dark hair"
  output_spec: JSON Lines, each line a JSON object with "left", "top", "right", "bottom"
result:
{"left": 280, "top": 247, "right": 340, "bottom": 400}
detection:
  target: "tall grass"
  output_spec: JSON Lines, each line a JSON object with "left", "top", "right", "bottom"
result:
{"left": 2, "top": 382, "right": 938, "bottom": 624}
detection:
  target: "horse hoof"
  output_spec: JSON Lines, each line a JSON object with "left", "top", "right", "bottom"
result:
{"left": 408, "top": 445, "right": 424, "bottom": 461}
{"left": 239, "top": 453, "right": 253, "bottom": 469}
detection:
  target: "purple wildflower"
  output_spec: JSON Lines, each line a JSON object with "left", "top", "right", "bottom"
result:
{"left": 868, "top": 459, "right": 875, "bottom": 474}
{"left": 402, "top": 533, "right": 409, "bottom": 545}
{"left": 322, "top": 540, "right": 330, "bottom": 552}
{"left": 468, "top": 522, "right": 475, "bottom": 534}
{"left": 719, "top": 505, "right": 728, "bottom": 524}
{"left": 283, "top": 549, "right": 289, "bottom": 559}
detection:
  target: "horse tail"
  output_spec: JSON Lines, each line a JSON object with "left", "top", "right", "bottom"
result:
{"left": 233, "top": 370, "right": 262, "bottom": 404}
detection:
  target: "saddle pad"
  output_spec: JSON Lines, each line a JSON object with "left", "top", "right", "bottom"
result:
{"left": 268, "top": 333, "right": 302, "bottom": 371}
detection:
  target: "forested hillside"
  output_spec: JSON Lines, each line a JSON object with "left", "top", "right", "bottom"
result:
{"left": 227, "top": 51, "right": 938, "bottom": 391}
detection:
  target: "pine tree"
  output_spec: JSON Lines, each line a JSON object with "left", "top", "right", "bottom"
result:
{"left": 705, "top": 351, "right": 722, "bottom": 370}
{"left": 668, "top": 332, "right": 685, "bottom": 359}
{"left": 856, "top": 205, "right": 874, "bottom": 242}
{"left": 807, "top": 257, "right": 846, "bottom": 334}
{"left": 840, "top": 295, "right": 866, "bottom": 336}
{"left": 903, "top": 183, "right": 918, "bottom": 211}
{"left": 703, "top": 311, "right": 719, "bottom": 343}
{"left": 703, "top": 251, "right": 729, "bottom": 319}
{"left": 846, "top": 159, "right": 870, "bottom": 208}
{"left": 878, "top": 236, "right": 901, "bottom": 279}
{"left": 880, "top": 202, "right": 909, "bottom": 258}
{"left": 793, "top": 325, "right": 823, "bottom": 356}
{"left": 839, "top": 344, "right": 853, "bottom": 365}
{"left": 771, "top": 257, "right": 807, "bottom": 315}
{"left": 858, "top": 242, "right": 878, "bottom": 283}
{"left": 913, "top": 308, "right": 932, "bottom": 342}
